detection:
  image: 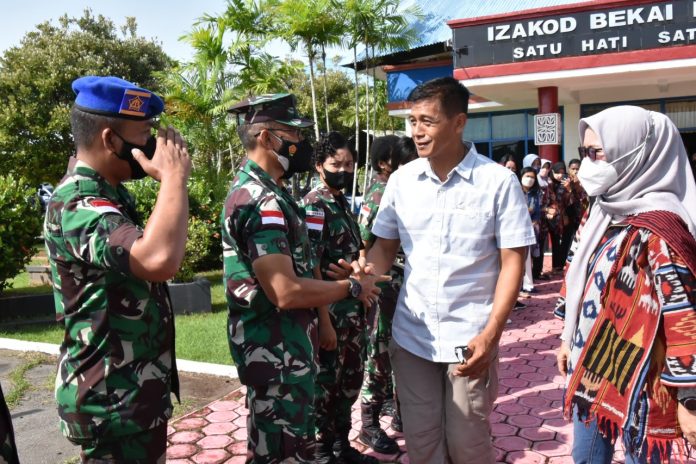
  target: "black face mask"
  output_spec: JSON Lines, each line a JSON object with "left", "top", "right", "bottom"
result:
{"left": 323, "top": 170, "right": 353, "bottom": 191}
{"left": 270, "top": 132, "right": 314, "bottom": 179}
{"left": 112, "top": 131, "right": 156, "bottom": 180}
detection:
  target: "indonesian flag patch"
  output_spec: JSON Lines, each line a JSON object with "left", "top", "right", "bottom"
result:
{"left": 360, "top": 204, "right": 371, "bottom": 218}
{"left": 84, "top": 199, "right": 122, "bottom": 215}
{"left": 306, "top": 215, "right": 324, "bottom": 231}
{"left": 261, "top": 210, "right": 285, "bottom": 226}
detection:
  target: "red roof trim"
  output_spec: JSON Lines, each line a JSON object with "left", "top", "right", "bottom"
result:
{"left": 447, "top": 0, "right": 668, "bottom": 29}
{"left": 453, "top": 45, "right": 696, "bottom": 80}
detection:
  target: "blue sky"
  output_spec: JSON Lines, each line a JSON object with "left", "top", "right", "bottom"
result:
{"left": 0, "top": 0, "right": 232, "bottom": 62}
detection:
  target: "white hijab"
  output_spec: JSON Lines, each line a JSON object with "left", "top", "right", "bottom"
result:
{"left": 562, "top": 106, "right": 696, "bottom": 343}
{"left": 537, "top": 158, "right": 552, "bottom": 188}
{"left": 523, "top": 154, "right": 539, "bottom": 168}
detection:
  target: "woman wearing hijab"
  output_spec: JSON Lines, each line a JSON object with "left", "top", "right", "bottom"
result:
{"left": 556, "top": 106, "right": 696, "bottom": 463}
{"left": 523, "top": 153, "right": 541, "bottom": 172}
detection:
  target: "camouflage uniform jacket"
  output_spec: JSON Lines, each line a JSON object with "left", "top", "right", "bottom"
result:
{"left": 44, "top": 160, "right": 176, "bottom": 440}
{"left": 222, "top": 158, "right": 318, "bottom": 386}
{"left": 301, "top": 184, "right": 363, "bottom": 328}
{"left": 358, "top": 175, "right": 406, "bottom": 289}
{"left": 358, "top": 173, "right": 388, "bottom": 246}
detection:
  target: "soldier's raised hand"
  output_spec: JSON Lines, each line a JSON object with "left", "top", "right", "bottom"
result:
{"left": 133, "top": 125, "right": 191, "bottom": 182}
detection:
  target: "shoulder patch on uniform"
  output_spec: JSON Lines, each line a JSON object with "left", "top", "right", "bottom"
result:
{"left": 261, "top": 210, "right": 286, "bottom": 226}
{"left": 306, "top": 215, "right": 324, "bottom": 231}
{"left": 360, "top": 204, "right": 371, "bottom": 217}
{"left": 81, "top": 198, "right": 122, "bottom": 215}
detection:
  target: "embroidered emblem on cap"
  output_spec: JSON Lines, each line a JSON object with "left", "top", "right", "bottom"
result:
{"left": 119, "top": 89, "right": 151, "bottom": 117}
{"left": 288, "top": 144, "right": 297, "bottom": 155}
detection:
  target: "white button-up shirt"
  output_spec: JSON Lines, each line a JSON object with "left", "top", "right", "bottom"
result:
{"left": 372, "top": 143, "right": 535, "bottom": 363}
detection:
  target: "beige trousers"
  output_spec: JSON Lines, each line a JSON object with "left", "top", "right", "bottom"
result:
{"left": 388, "top": 339, "right": 498, "bottom": 464}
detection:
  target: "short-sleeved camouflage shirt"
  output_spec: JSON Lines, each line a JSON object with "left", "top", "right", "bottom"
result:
{"left": 222, "top": 158, "right": 318, "bottom": 386}
{"left": 301, "top": 184, "right": 363, "bottom": 328}
{"left": 358, "top": 174, "right": 388, "bottom": 245}
{"left": 44, "top": 160, "right": 176, "bottom": 440}
{"left": 358, "top": 174, "right": 406, "bottom": 290}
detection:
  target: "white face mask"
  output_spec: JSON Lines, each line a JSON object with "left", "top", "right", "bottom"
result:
{"left": 576, "top": 141, "right": 645, "bottom": 196}
{"left": 521, "top": 176, "right": 535, "bottom": 188}
{"left": 577, "top": 158, "right": 617, "bottom": 196}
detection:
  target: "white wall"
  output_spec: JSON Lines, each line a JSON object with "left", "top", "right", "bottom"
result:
{"left": 562, "top": 103, "right": 581, "bottom": 164}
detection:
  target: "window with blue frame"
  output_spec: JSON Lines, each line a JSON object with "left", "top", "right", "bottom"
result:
{"left": 464, "top": 109, "right": 558, "bottom": 171}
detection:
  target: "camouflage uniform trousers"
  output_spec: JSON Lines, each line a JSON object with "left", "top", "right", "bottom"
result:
{"left": 315, "top": 323, "right": 367, "bottom": 442}
{"left": 67, "top": 422, "right": 168, "bottom": 463}
{"left": 246, "top": 379, "right": 316, "bottom": 464}
{"left": 360, "top": 284, "right": 398, "bottom": 406}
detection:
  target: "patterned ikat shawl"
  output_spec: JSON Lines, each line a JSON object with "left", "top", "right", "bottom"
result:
{"left": 564, "top": 210, "right": 696, "bottom": 461}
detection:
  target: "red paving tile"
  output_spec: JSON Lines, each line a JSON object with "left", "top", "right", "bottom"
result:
{"left": 166, "top": 272, "right": 696, "bottom": 463}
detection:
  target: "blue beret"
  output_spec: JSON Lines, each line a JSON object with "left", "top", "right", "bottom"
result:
{"left": 72, "top": 76, "right": 164, "bottom": 120}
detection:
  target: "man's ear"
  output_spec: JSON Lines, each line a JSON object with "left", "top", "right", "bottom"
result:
{"left": 257, "top": 128, "right": 274, "bottom": 150}
{"left": 455, "top": 113, "right": 468, "bottom": 134}
{"left": 101, "top": 127, "right": 118, "bottom": 154}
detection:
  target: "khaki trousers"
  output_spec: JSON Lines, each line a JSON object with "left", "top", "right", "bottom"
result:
{"left": 389, "top": 339, "right": 498, "bottom": 464}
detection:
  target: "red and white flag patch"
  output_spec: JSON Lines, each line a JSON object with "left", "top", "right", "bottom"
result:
{"left": 86, "top": 199, "right": 122, "bottom": 215}
{"left": 261, "top": 210, "right": 285, "bottom": 226}
{"left": 360, "top": 204, "right": 371, "bottom": 218}
{"left": 306, "top": 216, "right": 324, "bottom": 231}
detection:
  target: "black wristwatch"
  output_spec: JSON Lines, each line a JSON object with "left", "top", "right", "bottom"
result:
{"left": 679, "top": 396, "right": 696, "bottom": 411}
{"left": 347, "top": 277, "right": 361, "bottom": 298}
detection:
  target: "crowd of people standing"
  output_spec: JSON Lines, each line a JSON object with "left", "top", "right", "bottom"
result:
{"left": 2, "top": 72, "right": 696, "bottom": 464}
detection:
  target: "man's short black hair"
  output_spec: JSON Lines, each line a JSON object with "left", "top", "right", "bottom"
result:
{"left": 70, "top": 106, "right": 123, "bottom": 150}
{"left": 407, "top": 77, "right": 470, "bottom": 117}
{"left": 568, "top": 158, "right": 581, "bottom": 167}
{"left": 369, "top": 135, "right": 400, "bottom": 172}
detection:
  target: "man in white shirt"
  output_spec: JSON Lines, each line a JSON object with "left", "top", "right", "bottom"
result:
{"left": 365, "top": 77, "right": 535, "bottom": 463}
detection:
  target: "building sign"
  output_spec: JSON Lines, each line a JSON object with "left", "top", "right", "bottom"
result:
{"left": 534, "top": 113, "right": 562, "bottom": 145}
{"left": 452, "top": 2, "right": 696, "bottom": 68}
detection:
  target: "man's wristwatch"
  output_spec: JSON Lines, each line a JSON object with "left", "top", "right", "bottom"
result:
{"left": 679, "top": 396, "right": 696, "bottom": 412}
{"left": 347, "top": 277, "right": 362, "bottom": 298}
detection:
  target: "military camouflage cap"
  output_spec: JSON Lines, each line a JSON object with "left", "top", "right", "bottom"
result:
{"left": 228, "top": 93, "right": 314, "bottom": 128}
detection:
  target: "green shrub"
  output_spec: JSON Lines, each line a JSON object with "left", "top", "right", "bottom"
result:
{"left": 0, "top": 175, "right": 42, "bottom": 293}
{"left": 127, "top": 170, "right": 229, "bottom": 280}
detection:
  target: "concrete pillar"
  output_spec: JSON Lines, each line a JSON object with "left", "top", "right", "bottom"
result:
{"left": 537, "top": 87, "right": 560, "bottom": 163}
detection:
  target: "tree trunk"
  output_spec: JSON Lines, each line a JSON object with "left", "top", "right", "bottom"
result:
{"left": 307, "top": 43, "right": 320, "bottom": 140}
{"left": 321, "top": 43, "right": 330, "bottom": 132}
{"left": 350, "top": 45, "right": 360, "bottom": 210}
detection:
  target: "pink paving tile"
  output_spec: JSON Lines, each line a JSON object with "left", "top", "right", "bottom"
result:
{"left": 167, "top": 443, "right": 199, "bottom": 460}
{"left": 192, "top": 449, "right": 230, "bottom": 464}
{"left": 495, "top": 402, "right": 530, "bottom": 415}
{"left": 493, "top": 435, "right": 532, "bottom": 452}
{"left": 232, "top": 415, "right": 247, "bottom": 428}
{"left": 167, "top": 425, "right": 176, "bottom": 435}
{"left": 202, "top": 422, "right": 238, "bottom": 435}
{"left": 232, "top": 427, "right": 248, "bottom": 441}
{"left": 198, "top": 435, "right": 234, "bottom": 449}
{"left": 170, "top": 431, "right": 204, "bottom": 444}
{"left": 542, "top": 418, "right": 573, "bottom": 433}
{"left": 498, "top": 377, "right": 529, "bottom": 388}
{"left": 520, "top": 372, "right": 549, "bottom": 382}
{"left": 174, "top": 417, "right": 209, "bottom": 430}
{"left": 548, "top": 457, "right": 575, "bottom": 464}
{"left": 225, "top": 441, "right": 248, "bottom": 456}
{"left": 518, "top": 396, "right": 552, "bottom": 408}
{"left": 489, "top": 411, "right": 505, "bottom": 424}
{"left": 505, "top": 450, "right": 547, "bottom": 463}
{"left": 494, "top": 446, "right": 506, "bottom": 461}
{"left": 189, "top": 407, "right": 213, "bottom": 418}
{"left": 519, "top": 426, "right": 556, "bottom": 441}
{"left": 209, "top": 401, "right": 240, "bottom": 412}
{"left": 491, "top": 422, "right": 518, "bottom": 437}
{"left": 223, "top": 457, "right": 248, "bottom": 464}
{"left": 168, "top": 460, "right": 192, "bottom": 464}
{"left": 206, "top": 410, "right": 240, "bottom": 423}
{"left": 533, "top": 439, "right": 572, "bottom": 457}
{"left": 508, "top": 414, "right": 543, "bottom": 428}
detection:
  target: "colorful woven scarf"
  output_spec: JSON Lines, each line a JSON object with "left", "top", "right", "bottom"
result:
{"left": 564, "top": 211, "right": 696, "bottom": 460}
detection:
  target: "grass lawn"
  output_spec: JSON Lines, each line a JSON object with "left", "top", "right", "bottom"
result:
{"left": 0, "top": 270, "right": 232, "bottom": 365}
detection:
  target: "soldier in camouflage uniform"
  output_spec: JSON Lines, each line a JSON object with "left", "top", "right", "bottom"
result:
{"left": 0, "top": 383, "right": 19, "bottom": 464}
{"left": 224, "top": 95, "right": 385, "bottom": 464}
{"left": 358, "top": 136, "right": 418, "bottom": 453}
{"left": 44, "top": 76, "right": 190, "bottom": 463}
{"left": 300, "top": 132, "right": 378, "bottom": 464}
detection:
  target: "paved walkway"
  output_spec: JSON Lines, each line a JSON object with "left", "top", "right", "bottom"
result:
{"left": 164, "top": 275, "right": 694, "bottom": 463}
